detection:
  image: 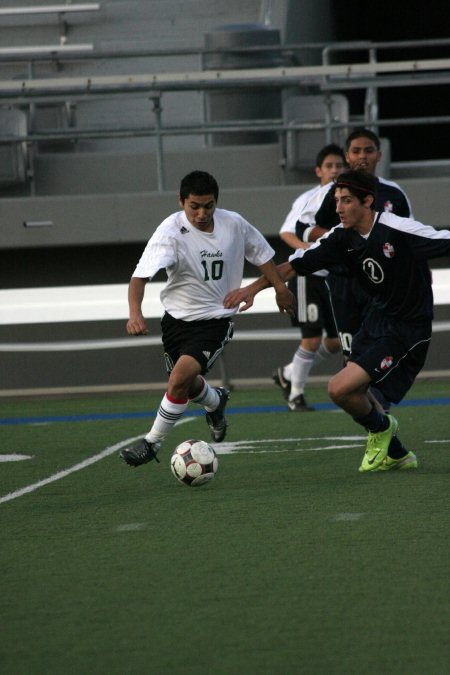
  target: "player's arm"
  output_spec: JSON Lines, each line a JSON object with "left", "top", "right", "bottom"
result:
{"left": 127, "top": 276, "right": 149, "bottom": 335}
{"left": 408, "top": 223, "right": 450, "bottom": 260}
{"left": 296, "top": 223, "right": 328, "bottom": 243}
{"left": 258, "top": 259, "right": 296, "bottom": 315}
{"left": 295, "top": 183, "right": 335, "bottom": 242}
{"left": 223, "top": 261, "right": 296, "bottom": 313}
{"left": 279, "top": 231, "right": 309, "bottom": 250}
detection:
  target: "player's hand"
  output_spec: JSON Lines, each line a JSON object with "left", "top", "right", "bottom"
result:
{"left": 223, "top": 287, "right": 255, "bottom": 313}
{"left": 275, "top": 286, "right": 296, "bottom": 316}
{"left": 127, "top": 314, "right": 149, "bottom": 335}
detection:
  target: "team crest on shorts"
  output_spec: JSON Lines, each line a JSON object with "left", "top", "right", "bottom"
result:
{"left": 380, "top": 356, "right": 393, "bottom": 370}
{"left": 383, "top": 242, "right": 395, "bottom": 258}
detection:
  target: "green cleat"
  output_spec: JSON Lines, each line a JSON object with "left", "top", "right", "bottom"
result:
{"left": 374, "top": 450, "right": 418, "bottom": 472}
{"left": 359, "top": 414, "right": 398, "bottom": 473}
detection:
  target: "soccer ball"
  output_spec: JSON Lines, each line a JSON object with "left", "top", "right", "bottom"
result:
{"left": 170, "top": 439, "right": 219, "bottom": 487}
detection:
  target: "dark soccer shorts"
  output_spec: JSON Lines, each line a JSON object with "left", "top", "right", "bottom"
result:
{"left": 161, "top": 312, "right": 234, "bottom": 376}
{"left": 326, "top": 275, "right": 372, "bottom": 355}
{"left": 348, "top": 307, "right": 431, "bottom": 404}
{"left": 289, "top": 274, "right": 338, "bottom": 339}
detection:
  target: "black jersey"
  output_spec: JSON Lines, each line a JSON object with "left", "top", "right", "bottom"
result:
{"left": 289, "top": 212, "right": 450, "bottom": 323}
{"left": 314, "top": 177, "right": 411, "bottom": 230}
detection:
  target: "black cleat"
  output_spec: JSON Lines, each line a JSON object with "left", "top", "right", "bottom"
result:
{"left": 272, "top": 367, "right": 291, "bottom": 400}
{"left": 205, "top": 387, "right": 230, "bottom": 442}
{"left": 287, "top": 394, "right": 315, "bottom": 412}
{"left": 120, "top": 439, "right": 161, "bottom": 467}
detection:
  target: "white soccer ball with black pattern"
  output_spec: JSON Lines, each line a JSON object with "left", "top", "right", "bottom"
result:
{"left": 170, "top": 439, "right": 219, "bottom": 487}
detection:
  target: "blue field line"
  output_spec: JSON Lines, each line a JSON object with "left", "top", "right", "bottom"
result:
{"left": 1, "top": 397, "right": 449, "bottom": 426}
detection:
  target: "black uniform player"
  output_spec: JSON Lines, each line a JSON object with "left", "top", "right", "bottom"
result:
{"left": 295, "top": 128, "right": 412, "bottom": 356}
{"left": 225, "top": 170, "right": 450, "bottom": 474}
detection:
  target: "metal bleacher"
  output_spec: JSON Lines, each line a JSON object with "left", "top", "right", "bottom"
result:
{"left": 0, "top": 105, "right": 28, "bottom": 183}
{"left": 283, "top": 93, "right": 349, "bottom": 171}
{"left": 0, "top": 37, "right": 448, "bottom": 240}
{"left": 0, "top": 2, "right": 101, "bottom": 186}
{"left": 0, "top": 2, "right": 449, "bottom": 199}
{"left": 0, "top": 3, "right": 99, "bottom": 52}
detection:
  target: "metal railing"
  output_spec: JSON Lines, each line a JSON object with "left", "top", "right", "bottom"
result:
{"left": 0, "top": 37, "right": 449, "bottom": 191}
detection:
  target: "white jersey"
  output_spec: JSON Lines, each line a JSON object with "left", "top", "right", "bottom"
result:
{"left": 280, "top": 183, "right": 331, "bottom": 278}
{"left": 297, "top": 176, "right": 413, "bottom": 225}
{"left": 279, "top": 183, "right": 327, "bottom": 234}
{"left": 133, "top": 208, "right": 274, "bottom": 321}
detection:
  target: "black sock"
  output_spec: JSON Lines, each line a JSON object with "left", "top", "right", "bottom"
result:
{"left": 388, "top": 435, "right": 408, "bottom": 459}
{"left": 354, "top": 405, "right": 390, "bottom": 433}
{"left": 369, "top": 386, "right": 391, "bottom": 412}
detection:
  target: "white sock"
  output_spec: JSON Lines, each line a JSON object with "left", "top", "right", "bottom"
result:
{"left": 313, "top": 342, "right": 333, "bottom": 364}
{"left": 145, "top": 393, "right": 189, "bottom": 445}
{"left": 189, "top": 377, "right": 219, "bottom": 412}
{"left": 290, "top": 346, "right": 315, "bottom": 399}
{"left": 283, "top": 362, "right": 293, "bottom": 380}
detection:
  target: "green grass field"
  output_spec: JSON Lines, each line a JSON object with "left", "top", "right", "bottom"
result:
{"left": 1, "top": 380, "right": 449, "bottom": 675}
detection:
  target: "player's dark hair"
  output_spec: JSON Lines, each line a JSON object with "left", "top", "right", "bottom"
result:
{"left": 333, "top": 170, "right": 377, "bottom": 206}
{"left": 315, "top": 143, "right": 345, "bottom": 168}
{"left": 345, "top": 127, "right": 381, "bottom": 151}
{"left": 179, "top": 171, "right": 219, "bottom": 202}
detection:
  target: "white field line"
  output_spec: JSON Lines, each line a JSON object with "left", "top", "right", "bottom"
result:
{"left": 0, "top": 417, "right": 195, "bottom": 505}
{"left": 215, "top": 444, "right": 362, "bottom": 455}
{"left": 214, "top": 436, "right": 365, "bottom": 455}
{"left": 0, "top": 436, "right": 139, "bottom": 505}
{"left": 0, "top": 430, "right": 365, "bottom": 505}
{"left": 0, "top": 454, "right": 32, "bottom": 462}
{"left": 331, "top": 513, "right": 365, "bottom": 521}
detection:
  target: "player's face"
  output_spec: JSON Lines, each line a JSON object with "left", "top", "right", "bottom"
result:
{"left": 345, "top": 137, "right": 381, "bottom": 175}
{"left": 180, "top": 193, "right": 216, "bottom": 232}
{"left": 335, "top": 187, "right": 371, "bottom": 232}
{"left": 316, "top": 154, "right": 345, "bottom": 185}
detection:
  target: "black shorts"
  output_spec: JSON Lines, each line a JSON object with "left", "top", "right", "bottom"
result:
{"left": 326, "top": 275, "right": 372, "bottom": 354}
{"left": 348, "top": 306, "right": 431, "bottom": 404}
{"left": 289, "top": 274, "right": 338, "bottom": 339}
{"left": 161, "top": 312, "right": 234, "bottom": 376}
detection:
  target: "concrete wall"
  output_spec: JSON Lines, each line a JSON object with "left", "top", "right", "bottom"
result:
{"left": 2, "top": 167, "right": 450, "bottom": 252}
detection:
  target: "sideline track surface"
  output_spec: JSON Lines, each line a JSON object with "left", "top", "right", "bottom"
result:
{"left": 1, "top": 396, "right": 450, "bottom": 426}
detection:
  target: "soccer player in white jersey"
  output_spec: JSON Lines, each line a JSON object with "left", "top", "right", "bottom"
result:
{"left": 273, "top": 143, "right": 345, "bottom": 411}
{"left": 224, "top": 170, "right": 450, "bottom": 474}
{"left": 120, "top": 170, "right": 294, "bottom": 468}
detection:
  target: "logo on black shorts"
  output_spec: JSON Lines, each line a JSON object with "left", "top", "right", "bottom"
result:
{"left": 380, "top": 356, "right": 393, "bottom": 371}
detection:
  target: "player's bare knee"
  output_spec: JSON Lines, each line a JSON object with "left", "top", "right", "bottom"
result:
{"left": 328, "top": 375, "right": 349, "bottom": 406}
{"left": 302, "top": 336, "right": 321, "bottom": 351}
{"left": 327, "top": 376, "right": 339, "bottom": 403}
{"left": 325, "top": 337, "right": 341, "bottom": 354}
{"left": 167, "top": 372, "right": 191, "bottom": 399}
